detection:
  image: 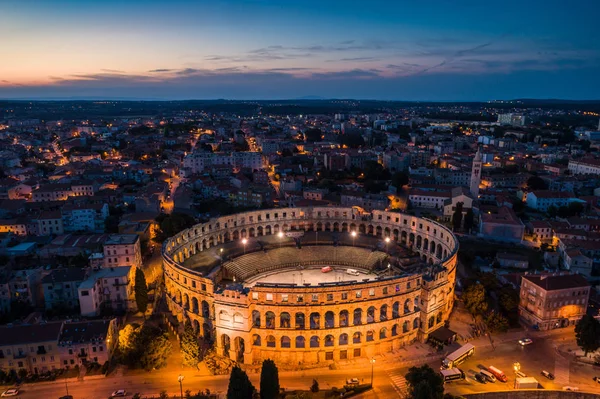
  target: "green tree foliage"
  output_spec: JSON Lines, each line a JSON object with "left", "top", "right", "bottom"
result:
{"left": 452, "top": 202, "right": 464, "bottom": 231}
{"left": 527, "top": 176, "right": 548, "bottom": 190}
{"left": 391, "top": 171, "right": 409, "bottom": 189}
{"left": 364, "top": 160, "right": 391, "bottom": 181}
{"left": 498, "top": 287, "right": 519, "bottom": 314}
{"left": 463, "top": 208, "right": 474, "bottom": 232}
{"left": 259, "top": 359, "right": 280, "bottom": 399}
{"left": 462, "top": 283, "right": 488, "bottom": 316}
{"left": 181, "top": 320, "right": 201, "bottom": 367}
{"left": 405, "top": 365, "right": 444, "bottom": 399}
{"left": 155, "top": 213, "right": 197, "bottom": 242}
{"left": 304, "top": 128, "right": 323, "bottom": 142}
{"left": 227, "top": 365, "right": 256, "bottom": 399}
{"left": 485, "top": 310, "right": 509, "bottom": 333}
{"left": 575, "top": 314, "right": 600, "bottom": 355}
{"left": 117, "top": 324, "right": 172, "bottom": 371}
{"left": 547, "top": 205, "right": 558, "bottom": 218}
{"left": 134, "top": 268, "right": 149, "bottom": 317}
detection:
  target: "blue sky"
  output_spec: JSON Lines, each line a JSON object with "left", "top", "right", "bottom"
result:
{"left": 0, "top": 0, "right": 599, "bottom": 100}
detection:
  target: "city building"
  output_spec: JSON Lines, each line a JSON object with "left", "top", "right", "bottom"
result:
{"left": 518, "top": 273, "right": 590, "bottom": 330}
{"left": 479, "top": 206, "right": 524, "bottom": 243}
{"left": 568, "top": 158, "right": 600, "bottom": 176}
{"left": 470, "top": 147, "right": 482, "bottom": 198}
{"left": 58, "top": 319, "right": 117, "bottom": 367}
{"left": 61, "top": 203, "right": 109, "bottom": 233}
{"left": 41, "top": 268, "right": 87, "bottom": 311}
{"left": 78, "top": 266, "right": 136, "bottom": 316}
{"left": 525, "top": 191, "right": 580, "bottom": 212}
{"left": 103, "top": 234, "right": 142, "bottom": 269}
{"left": 0, "top": 322, "right": 63, "bottom": 374}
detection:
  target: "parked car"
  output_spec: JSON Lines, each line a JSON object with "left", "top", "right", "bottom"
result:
{"left": 563, "top": 386, "right": 579, "bottom": 391}
{"left": 346, "top": 377, "right": 359, "bottom": 386}
{"left": 111, "top": 390, "right": 127, "bottom": 397}
{"left": 541, "top": 370, "right": 555, "bottom": 380}
{"left": 321, "top": 266, "right": 332, "bottom": 273}
{"left": 593, "top": 376, "right": 600, "bottom": 383}
{"left": 518, "top": 338, "right": 533, "bottom": 346}
{"left": 1, "top": 389, "right": 19, "bottom": 397}
{"left": 474, "top": 373, "right": 487, "bottom": 384}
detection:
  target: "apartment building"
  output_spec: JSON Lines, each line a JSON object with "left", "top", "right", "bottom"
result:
{"left": 78, "top": 266, "right": 136, "bottom": 316}
{"left": 103, "top": 234, "right": 142, "bottom": 269}
{"left": 31, "top": 184, "right": 73, "bottom": 202}
{"left": 61, "top": 203, "right": 109, "bottom": 233}
{"left": 568, "top": 158, "right": 600, "bottom": 176}
{"left": 518, "top": 273, "right": 590, "bottom": 330}
{"left": 0, "top": 323, "right": 63, "bottom": 374}
{"left": 37, "top": 211, "right": 64, "bottom": 236}
{"left": 408, "top": 189, "right": 451, "bottom": 209}
{"left": 58, "top": 319, "right": 117, "bottom": 367}
{"left": 41, "top": 268, "right": 87, "bottom": 311}
{"left": 525, "top": 190, "right": 580, "bottom": 212}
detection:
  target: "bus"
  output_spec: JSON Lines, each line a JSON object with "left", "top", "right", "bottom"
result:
{"left": 488, "top": 366, "right": 508, "bottom": 382}
{"left": 440, "top": 368, "right": 465, "bottom": 382}
{"left": 441, "top": 343, "right": 475, "bottom": 369}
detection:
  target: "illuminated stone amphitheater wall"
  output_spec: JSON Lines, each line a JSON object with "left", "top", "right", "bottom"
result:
{"left": 162, "top": 207, "right": 458, "bottom": 366}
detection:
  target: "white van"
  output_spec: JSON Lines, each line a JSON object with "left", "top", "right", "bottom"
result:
{"left": 479, "top": 370, "right": 496, "bottom": 383}
{"left": 346, "top": 269, "right": 360, "bottom": 276}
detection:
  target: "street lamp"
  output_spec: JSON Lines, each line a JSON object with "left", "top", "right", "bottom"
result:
{"left": 384, "top": 237, "right": 390, "bottom": 254}
{"left": 351, "top": 231, "right": 357, "bottom": 247}
{"left": 278, "top": 231, "right": 284, "bottom": 248}
{"left": 220, "top": 248, "right": 224, "bottom": 265}
{"left": 242, "top": 238, "right": 248, "bottom": 254}
{"left": 178, "top": 374, "right": 184, "bottom": 399}
{"left": 387, "top": 263, "right": 391, "bottom": 276}
{"left": 513, "top": 362, "right": 520, "bottom": 389}
{"left": 370, "top": 358, "right": 376, "bottom": 387}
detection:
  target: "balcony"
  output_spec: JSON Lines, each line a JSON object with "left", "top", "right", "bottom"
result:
{"left": 13, "top": 353, "right": 27, "bottom": 359}
{"left": 77, "top": 352, "right": 88, "bottom": 358}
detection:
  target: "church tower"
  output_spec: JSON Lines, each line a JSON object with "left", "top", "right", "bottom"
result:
{"left": 470, "top": 146, "right": 482, "bottom": 198}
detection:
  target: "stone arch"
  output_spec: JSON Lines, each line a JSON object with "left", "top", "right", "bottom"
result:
{"left": 353, "top": 308, "right": 363, "bottom": 325}
{"left": 430, "top": 295, "right": 437, "bottom": 306}
{"left": 404, "top": 298, "right": 412, "bottom": 314}
{"left": 353, "top": 331, "right": 362, "bottom": 344}
{"left": 265, "top": 311, "right": 275, "bottom": 329}
{"left": 333, "top": 222, "right": 340, "bottom": 231}
{"left": 252, "top": 310, "right": 261, "bottom": 327}
{"left": 339, "top": 333, "right": 348, "bottom": 345}
{"left": 341, "top": 222, "right": 348, "bottom": 232}
{"left": 324, "top": 334, "right": 335, "bottom": 347}
{"left": 391, "top": 324, "right": 398, "bottom": 336}
{"left": 240, "top": 228, "right": 247, "bottom": 238}
{"left": 253, "top": 334, "right": 261, "bottom": 346}
{"left": 325, "top": 311, "right": 335, "bottom": 328}
{"left": 273, "top": 224, "right": 280, "bottom": 233}
{"left": 192, "top": 319, "right": 200, "bottom": 334}
{"left": 393, "top": 228, "right": 399, "bottom": 241}
{"left": 234, "top": 336, "right": 245, "bottom": 363}
{"left": 339, "top": 310, "right": 349, "bottom": 327}
{"left": 359, "top": 224, "right": 366, "bottom": 234}
{"left": 416, "top": 235, "right": 422, "bottom": 249}
{"left": 257, "top": 226, "right": 263, "bottom": 236}
{"left": 265, "top": 225, "right": 272, "bottom": 235}
{"left": 221, "top": 334, "right": 231, "bottom": 357}
{"left": 249, "top": 227, "right": 255, "bottom": 237}
{"left": 414, "top": 296, "right": 420, "bottom": 308}
{"left": 401, "top": 230, "right": 407, "bottom": 243}
{"left": 403, "top": 320, "right": 410, "bottom": 333}
{"left": 437, "top": 244, "right": 443, "bottom": 258}
{"left": 430, "top": 240, "right": 436, "bottom": 253}
{"left": 423, "top": 238, "right": 429, "bottom": 252}
{"left": 295, "top": 312, "right": 305, "bottom": 329}
{"left": 325, "top": 222, "right": 331, "bottom": 231}
{"left": 367, "top": 306, "right": 376, "bottom": 323}
{"left": 392, "top": 302, "right": 400, "bottom": 318}
{"left": 409, "top": 232, "right": 415, "bottom": 245}
{"left": 191, "top": 297, "right": 199, "bottom": 314}
{"left": 413, "top": 317, "right": 420, "bottom": 329}
{"left": 203, "top": 323, "right": 211, "bottom": 340}
{"left": 384, "top": 227, "right": 391, "bottom": 237}
{"left": 379, "top": 327, "right": 387, "bottom": 339}
{"left": 310, "top": 336, "right": 320, "bottom": 348}
{"left": 266, "top": 335, "right": 276, "bottom": 348}
{"left": 436, "top": 312, "right": 442, "bottom": 324}
{"left": 232, "top": 230, "right": 239, "bottom": 240}
{"left": 380, "top": 304, "right": 388, "bottom": 321}
{"left": 428, "top": 316, "right": 435, "bottom": 328}
{"left": 233, "top": 312, "right": 243, "bottom": 324}
{"left": 176, "top": 290, "right": 182, "bottom": 305}
{"left": 281, "top": 336, "right": 291, "bottom": 348}
{"left": 202, "top": 300, "right": 210, "bottom": 318}
{"left": 367, "top": 330, "right": 375, "bottom": 342}
{"left": 376, "top": 226, "right": 382, "bottom": 237}
{"left": 295, "top": 336, "right": 305, "bottom": 348}
{"left": 310, "top": 312, "right": 321, "bottom": 329}
{"left": 368, "top": 225, "right": 374, "bottom": 235}
{"left": 280, "top": 312, "right": 291, "bottom": 328}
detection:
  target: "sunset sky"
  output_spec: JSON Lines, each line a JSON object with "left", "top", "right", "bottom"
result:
{"left": 1, "top": 0, "right": 599, "bottom": 100}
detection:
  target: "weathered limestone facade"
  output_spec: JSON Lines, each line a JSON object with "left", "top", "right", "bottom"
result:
{"left": 162, "top": 207, "right": 458, "bottom": 366}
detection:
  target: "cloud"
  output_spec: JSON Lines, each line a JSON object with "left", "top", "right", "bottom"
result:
{"left": 148, "top": 69, "right": 174, "bottom": 73}
{"left": 100, "top": 69, "right": 124, "bottom": 73}
{"left": 417, "top": 41, "right": 494, "bottom": 74}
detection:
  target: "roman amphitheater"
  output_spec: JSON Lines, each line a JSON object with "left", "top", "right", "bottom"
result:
{"left": 162, "top": 207, "right": 458, "bottom": 366}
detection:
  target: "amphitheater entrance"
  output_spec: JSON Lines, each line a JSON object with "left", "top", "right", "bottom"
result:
{"left": 234, "top": 337, "right": 245, "bottom": 363}
{"left": 221, "top": 334, "right": 231, "bottom": 358}
{"left": 203, "top": 323, "right": 212, "bottom": 341}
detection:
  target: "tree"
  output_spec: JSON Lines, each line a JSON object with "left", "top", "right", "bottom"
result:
{"left": 181, "top": 320, "right": 201, "bottom": 367}
{"left": 227, "top": 365, "right": 256, "bottom": 399}
{"left": 304, "top": 128, "right": 323, "bottom": 142}
{"left": 548, "top": 205, "right": 558, "bottom": 218}
{"left": 405, "top": 365, "right": 444, "bottom": 399}
{"left": 118, "top": 323, "right": 140, "bottom": 356}
{"left": 339, "top": 132, "right": 365, "bottom": 148}
{"left": 575, "top": 314, "right": 600, "bottom": 356}
{"left": 391, "top": 171, "right": 409, "bottom": 190}
{"left": 452, "top": 202, "right": 464, "bottom": 231}
{"left": 462, "top": 283, "right": 488, "bottom": 316}
{"left": 527, "top": 176, "right": 548, "bottom": 190}
{"left": 260, "top": 359, "right": 280, "bottom": 399}
{"left": 310, "top": 379, "right": 319, "bottom": 393}
{"left": 155, "top": 213, "right": 197, "bottom": 242}
{"left": 463, "top": 208, "right": 474, "bottom": 232}
{"left": 568, "top": 201, "right": 584, "bottom": 216}
{"left": 134, "top": 268, "right": 149, "bottom": 317}
{"left": 485, "top": 311, "right": 509, "bottom": 333}
{"left": 137, "top": 325, "right": 172, "bottom": 371}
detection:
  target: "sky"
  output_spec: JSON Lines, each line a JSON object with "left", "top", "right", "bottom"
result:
{"left": 1, "top": 0, "right": 599, "bottom": 100}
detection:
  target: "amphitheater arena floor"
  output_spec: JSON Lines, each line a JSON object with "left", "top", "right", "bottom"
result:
{"left": 243, "top": 266, "right": 380, "bottom": 287}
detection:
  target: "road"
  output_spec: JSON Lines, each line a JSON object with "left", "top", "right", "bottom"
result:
{"left": 8, "top": 327, "right": 600, "bottom": 398}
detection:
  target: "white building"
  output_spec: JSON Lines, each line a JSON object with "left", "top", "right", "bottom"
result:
{"left": 103, "top": 234, "right": 142, "bottom": 269}
{"left": 408, "top": 189, "right": 451, "bottom": 209}
{"left": 525, "top": 191, "right": 580, "bottom": 212}
{"left": 183, "top": 151, "right": 264, "bottom": 173}
{"left": 61, "top": 203, "right": 109, "bottom": 233}
{"left": 78, "top": 266, "right": 136, "bottom": 316}
{"left": 568, "top": 158, "right": 600, "bottom": 176}
{"left": 497, "top": 113, "right": 528, "bottom": 126}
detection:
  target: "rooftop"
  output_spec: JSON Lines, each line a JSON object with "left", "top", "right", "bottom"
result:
{"left": 59, "top": 320, "right": 113, "bottom": 345}
{"left": 0, "top": 322, "right": 63, "bottom": 346}
{"left": 522, "top": 273, "right": 589, "bottom": 291}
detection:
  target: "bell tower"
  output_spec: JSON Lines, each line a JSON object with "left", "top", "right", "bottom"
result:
{"left": 470, "top": 146, "right": 482, "bottom": 198}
